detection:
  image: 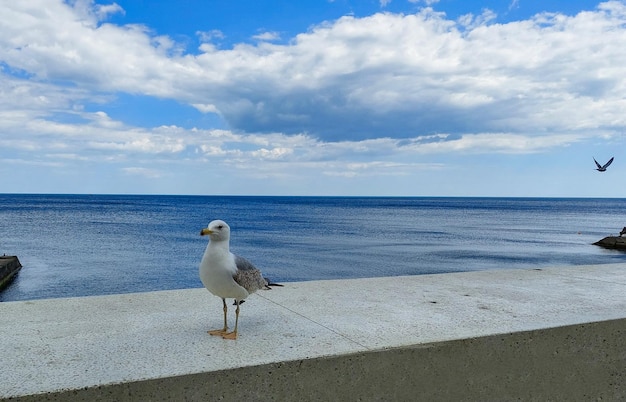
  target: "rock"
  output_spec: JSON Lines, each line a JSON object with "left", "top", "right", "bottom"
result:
{"left": 0, "top": 255, "right": 22, "bottom": 290}
{"left": 592, "top": 236, "right": 626, "bottom": 249}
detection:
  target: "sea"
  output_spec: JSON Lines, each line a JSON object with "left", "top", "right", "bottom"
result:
{"left": 1, "top": 194, "right": 626, "bottom": 302}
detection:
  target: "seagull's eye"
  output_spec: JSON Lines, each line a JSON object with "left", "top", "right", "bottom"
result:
{"left": 218, "top": 225, "right": 223, "bottom": 229}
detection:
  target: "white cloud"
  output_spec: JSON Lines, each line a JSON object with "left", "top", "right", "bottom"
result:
{"left": 250, "top": 147, "right": 293, "bottom": 160}
{"left": 94, "top": 2, "right": 125, "bottom": 20}
{"left": 409, "top": 0, "right": 441, "bottom": 5}
{"left": 191, "top": 103, "right": 221, "bottom": 114}
{"left": 2, "top": 1, "right": 626, "bottom": 195}
{"left": 190, "top": 3, "right": 626, "bottom": 141}
{"left": 196, "top": 29, "right": 225, "bottom": 43}
{"left": 457, "top": 9, "right": 497, "bottom": 30}
{"left": 252, "top": 31, "right": 281, "bottom": 41}
{"left": 3, "top": 1, "right": 626, "bottom": 145}
{"left": 401, "top": 132, "right": 588, "bottom": 154}
{"left": 88, "top": 136, "right": 186, "bottom": 153}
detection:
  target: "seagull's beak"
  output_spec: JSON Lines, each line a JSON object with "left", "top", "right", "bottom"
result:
{"left": 200, "top": 228, "right": 213, "bottom": 236}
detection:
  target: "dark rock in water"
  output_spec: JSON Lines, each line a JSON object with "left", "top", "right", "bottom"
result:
{"left": 0, "top": 255, "right": 22, "bottom": 290}
{"left": 593, "top": 236, "right": 626, "bottom": 249}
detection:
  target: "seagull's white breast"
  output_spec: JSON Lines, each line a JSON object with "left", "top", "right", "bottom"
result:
{"left": 199, "top": 243, "right": 249, "bottom": 300}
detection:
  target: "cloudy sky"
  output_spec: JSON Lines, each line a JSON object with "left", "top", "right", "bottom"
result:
{"left": 1, "top": 0, "right": 625, "bottom": 196}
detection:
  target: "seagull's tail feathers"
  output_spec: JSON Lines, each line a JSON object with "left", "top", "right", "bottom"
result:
{"left": 264, "top": 277, "right": 284, "bottom": 289}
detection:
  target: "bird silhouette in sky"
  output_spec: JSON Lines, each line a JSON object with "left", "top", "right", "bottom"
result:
{"left": 594, "top": 157, "right": 614, "bottom": 172}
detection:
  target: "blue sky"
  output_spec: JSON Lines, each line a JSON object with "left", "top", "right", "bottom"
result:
{"left": 1, "top": 0, "right": 625, "bottom": 196}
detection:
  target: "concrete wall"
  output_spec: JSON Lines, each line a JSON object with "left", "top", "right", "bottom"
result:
{"left": 2, "top": 264, "right": 626, "bottom": 401}
{"left": 7, "top": 319, "right": 625, "bottom": 402}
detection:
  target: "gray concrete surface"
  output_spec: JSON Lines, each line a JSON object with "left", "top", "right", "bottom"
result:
{"left": 1, "top": 263, "right": 625, "bottom": 401}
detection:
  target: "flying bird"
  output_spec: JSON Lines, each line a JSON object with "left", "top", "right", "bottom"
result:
{"left": 594, "top": 157, "right": 614, "bottom": 172}
{"left": 199, "top": 219, "right": 281, "bottom": 340}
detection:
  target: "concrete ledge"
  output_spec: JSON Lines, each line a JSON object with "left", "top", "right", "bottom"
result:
{"left": 7, "top": 319, "right": 624, "bottom": 402}
{"left": 2, "top": 264, "right": 626, "bottom": 401}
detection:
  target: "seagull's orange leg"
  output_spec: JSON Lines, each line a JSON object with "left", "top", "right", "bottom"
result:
{"left": 222, "top": 301, "right": 240, "bottom": 340}
{"left": 208, "top": 298, "right": 229, "bottom": 336}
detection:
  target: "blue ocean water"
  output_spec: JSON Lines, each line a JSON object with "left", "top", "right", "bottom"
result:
{"left": 1, "top": 194, "right": 626, "bottom": 302}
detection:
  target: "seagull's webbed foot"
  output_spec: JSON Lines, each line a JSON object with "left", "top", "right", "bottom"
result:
{"left": 208, "top": 327, "right": 229, "bottom": 336}
{"left": 222, "top": 330, "right": 238, "bottom": 340}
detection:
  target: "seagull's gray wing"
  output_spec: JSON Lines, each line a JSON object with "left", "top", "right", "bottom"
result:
{"left": 234, "top": 255, "right": 258, "bottom": 272}
{"left": 233, "top": 255, "right": 268, "bottom": 293}
{"left": 603, "top": 157, "right": 614, "bottom": 169}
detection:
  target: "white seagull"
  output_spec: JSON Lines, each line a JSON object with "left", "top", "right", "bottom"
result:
{"left": 199, "top": 220, "right": 281, "bottom": 340}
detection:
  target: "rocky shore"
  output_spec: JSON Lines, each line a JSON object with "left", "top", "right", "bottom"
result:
{"left": 593, "top": 236, "right": 626, "bottom": 249}
{"left": 0, "top": 255, "right": 22, "bottom": 290}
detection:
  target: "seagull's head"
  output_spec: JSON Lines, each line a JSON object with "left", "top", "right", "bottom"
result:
{"left": 200, "top": 219, "right": 231, "bottom": 242}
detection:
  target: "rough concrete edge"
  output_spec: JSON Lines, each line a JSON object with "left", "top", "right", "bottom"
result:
{"left": 5, "top": 318, "right": 624, "bottom": 402}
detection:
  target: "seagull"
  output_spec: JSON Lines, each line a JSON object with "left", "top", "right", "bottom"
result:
{"left": 199, "top": 220, "right": 281, "bottom": 340}
{"left": 594, "top": 157, "right": 614, "bottom": 172}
